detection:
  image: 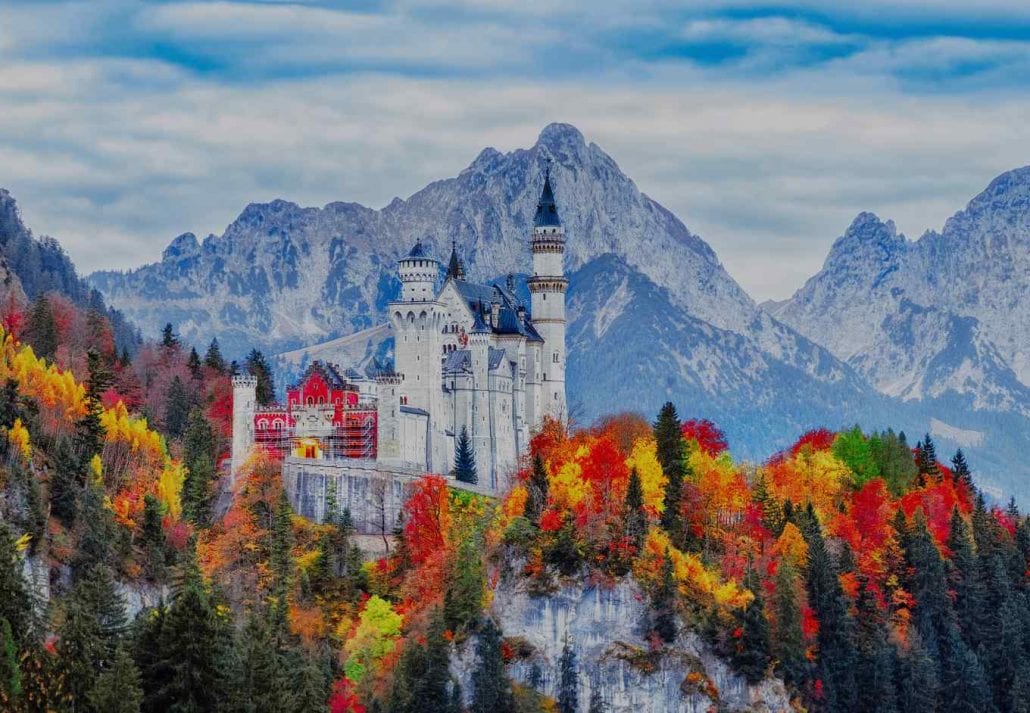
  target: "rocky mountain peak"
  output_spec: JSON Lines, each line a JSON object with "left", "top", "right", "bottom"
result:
{"left": 162, "top": 232, "right": 200, "bottom": 261}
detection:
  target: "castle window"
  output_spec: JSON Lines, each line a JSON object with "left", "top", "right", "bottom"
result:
{"left": 306, "top": 396, "right": 314, "bottom": 406}
{"left": 552, "top": 352, "right": 558, "bottom": 363}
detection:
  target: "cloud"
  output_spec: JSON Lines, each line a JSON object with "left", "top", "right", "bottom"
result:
{"left": 1, "top": 1, "right": 1030, "bottom": 302}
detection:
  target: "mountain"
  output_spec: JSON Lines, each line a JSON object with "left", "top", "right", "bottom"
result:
{"left": 0, "top": 188, "right": 138, "bottom": 351}
{"left": 88, "top": 123, "right": 762, "bottom": 357}
{"left": 769, "top": 169, "right": 1030, "bottom": 417}
{"left": 87, "top": 125, "right": 1030, "bottom": 498}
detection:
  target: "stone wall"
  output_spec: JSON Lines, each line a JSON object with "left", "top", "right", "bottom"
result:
{"left": 282, "top": 456, "right": 495, "bottom": 534}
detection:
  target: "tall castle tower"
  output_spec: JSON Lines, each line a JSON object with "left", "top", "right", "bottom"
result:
{"left": 231, "top": 374, "right": 257, "bottom": 479}
{"left": 528, "top": 170, "right": 568, "bottom": 422}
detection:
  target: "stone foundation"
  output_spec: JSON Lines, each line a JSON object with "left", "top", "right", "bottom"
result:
{"left": 282, "top": 456, "right": 495, "bottom": 535}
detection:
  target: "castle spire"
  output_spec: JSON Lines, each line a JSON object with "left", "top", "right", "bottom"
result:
{"left": 534, "top": 166, "right": 561, "bottom": 228}
{"left": 446, "top": 240, "right": 466, "bottom": 281}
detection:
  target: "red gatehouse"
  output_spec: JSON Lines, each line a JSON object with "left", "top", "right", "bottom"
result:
{"left": 252, "top": 361, "right": 377, "bottom": 460}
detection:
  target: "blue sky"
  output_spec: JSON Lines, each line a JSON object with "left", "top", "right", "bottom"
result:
{"left": 2, "top": 0, "right": 1030, "bottom": 299}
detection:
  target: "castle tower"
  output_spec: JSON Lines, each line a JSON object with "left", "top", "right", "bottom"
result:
{"left": 389, "top": 239, "right": 449, "bottom": 472}
{"left": 398, "top": 239, "right": 439, "bottom": 302}
{"left": 528, "top": 170, "right": 568, "bottom": 423}
{"left": 468, "top": 306, "right": 494, "bottom": 487}
{"left": 374, "top": 372, "right": 403, "bottom": 463}
{"left": 231, "top": 374, "right": 257, "bottom": 479}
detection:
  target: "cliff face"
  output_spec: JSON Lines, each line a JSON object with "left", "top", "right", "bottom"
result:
{"left": 455, "top": 579, "right": 791, "bottom": 713}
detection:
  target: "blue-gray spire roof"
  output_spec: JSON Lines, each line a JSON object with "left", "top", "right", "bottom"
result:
{"left": 533, "top": 171, "right": 561, "bottom": 228}
{"left": 407, "top": 238, "right": 429, "bottom": 258}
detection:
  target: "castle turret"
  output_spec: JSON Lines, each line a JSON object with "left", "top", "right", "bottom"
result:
{"left": 231, "top": 374, "right": 257, "bottom": 479}
{"left": 399, "top": 239, "right": 440, "bottom": 302}
{"left": 468, "top": 305, "right": 494, "bottom": 487}
{"left": 528, "top": 169, "right": 568, "bottom": 422}
{"left": 374, "top": 371, "right": 403, "bottom": 463}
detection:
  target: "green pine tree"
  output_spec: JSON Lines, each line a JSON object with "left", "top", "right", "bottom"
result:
{"left": 772, "top": 559, "right": 806, "bottom": 686}
{"left": 470, "top": 619, "right": 513, "bottom": 713}
{"left": 523, "top": 454, "right": 549, "bottom": 524}
{"left": 86, "top": 643, "right": 144, "bottom": 713}
{"left": 453, "top": 426, "right": 478, "bottom": 485}
{"left": 161, "top": 323, "right": 179, "bottom": 350}
{"left": 25, "top": 296, "right": 58, "bottom": 362}
{"left": 623, "top": 467, "right": 647, "bottom": 552}
{"left": 181, "top": 408, "right": 218, "bottom": 525}
{"left": 163, "top": 376, "right": 192, "bottom": 440}
{"left": 0, "top": 617, "right": 21, "bottom": 707}
{"left": 245, "top": 350, "right": 275, "bottom": 406}
{"left": 653, "top": 402, "right": 687, "bottom": 544}
{"left": 556, "top": 636, "right": 578, "bottom": 713}
{"left": 733, "top": 565, "right": 771, "bottom": 683}
{"left": 204, "top": 339, "right": 226, "bottom": 373}
{"left": 0, "top": 523, "right": 34, "bottom": 649}
{"left": 651, "top": 550, "right": 678, "bottom": 644}
{"left": 445, "top": 536, "right": 485, "bottom": 633}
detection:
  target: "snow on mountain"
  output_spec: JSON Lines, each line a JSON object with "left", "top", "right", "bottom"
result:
{"left": 89, "top": 123, "right": 759, "bottom": 357}
{"left": 770, "top": 168, "right": 1030, "bottom": 417}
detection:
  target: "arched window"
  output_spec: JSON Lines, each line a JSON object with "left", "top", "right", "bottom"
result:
{"left": 306, "top": 396, "right": 314, "bottom": 406}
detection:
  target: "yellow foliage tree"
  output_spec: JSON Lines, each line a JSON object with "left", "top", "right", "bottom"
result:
{"left": 624, "top": 436, "right": 667, "bottom": 516}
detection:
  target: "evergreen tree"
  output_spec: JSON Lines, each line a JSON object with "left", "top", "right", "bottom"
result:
{"left": 390, "top": 610, "right": 452, "bottom": 713}
{"left": 896, "top": 631, "right": 939, "bottom": 713}
{"left": 181, "top": 408, "right": 218, "bottom": 525}
{"left": 752, "top": 472, "right": 785, "bottom": 536}
{"left": 270, "top": 492, "right": 295, "bottom": 625}
{"left": 853, "top": 574, "right": 896, "bottom": 713}
{"left": 470, "top": 618, "right": 513, "bottom": 713}
{"left": 453, "top": 426, "right": 478, "bottom": 485}
{"left": 869, "top": 429, "right": 918, "bottom": 496}
{"left": 804, "top": 513, "right": 857, "bottom": 712}
{"left": 947, "top": 508, "right": 987, "bottom": 651}
{"left": 141, "top": 495, "right": 168, "bottom": 581}
{"left": 914, "top": 434, "right": 940, "bottom": 480}
{"left": 445, "top": 536, "right": 485, "bottom": 633}
{"left": 204, "top": 339, "right": 227, "bottom": 374}
{"left": 161, "top": 323, "right": 179, "bottom": 350}
{"left": 587, "top": 686, "right": 606, "bottom": 713}
{"left": 939, "top": 624, "right": 995, "bottom": 713}
{"left": 623, "top": 467, "right": 647, "bottom": 551}
{"left": 0, "top": 523, "right": 34, "bottom": 648}
{"left": 25, "top": 295, "right": 58, "bottom": 362}
{"left": 292, "top": 656, "right": 330, "bottom": 713}
{"left": 654, "top": 403, "right": 687, "bottom": 543}
{"left": 87, "top": 644, "right": 144, "bottom": 713}
{"left": 523, "top": 454, "right": 549, "bottom": 524}
{"left": 163, "top": 376, "right": 191, "bottom": 440}
{"left": 733, "top": 565, "right": 771, "bottom": 683}
{"left": 245, "top": 349, "right": 275, "bottom": 405}
{"left": 237, "top": 611, "right": 290, "bottom": 713}
{"left": 772, "top": 559, "right": 806, "bottom": 686}
{"left": 545, "top": 515, "right": 582, "bottom": 577}
{"left": 0, "top": 617, "right": 21, "bottom": 707}
{"left": 651, "top": 550, "right": 678, "bottom": 644}
{"left": 556, "top": 636, "right": 578, "bottom": 713}
{"left": 75, "top": 349, "right": 112, "bottom": 463}
{"left": 57, "top": 565, "right": 129, "bottom": 704}
{"left": 951, "top": 449, "right": 973, "bottom": 490}
{"left": 153, "top": 569, "right": 228, "bottom": 711}
{"left": 187, "top": 347, "right": 202, "bottom": 380}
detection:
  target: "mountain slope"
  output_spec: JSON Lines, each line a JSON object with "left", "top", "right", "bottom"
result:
{"left": 770, "top": 169, "right": 1030, "bottom": 416}
{"left": 0, "top": 189, "right": 138, "bottom": 351}
{"left": 89, "top": 123, "right": 762, "bottom": 357}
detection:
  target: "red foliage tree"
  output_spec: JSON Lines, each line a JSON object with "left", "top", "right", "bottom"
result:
{"left": 681, "top": 419, "right": 729, "bottom": 457}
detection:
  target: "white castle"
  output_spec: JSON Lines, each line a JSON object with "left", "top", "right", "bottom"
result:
{"left": 232, "top": 173, "right": 567, "bottom": 498}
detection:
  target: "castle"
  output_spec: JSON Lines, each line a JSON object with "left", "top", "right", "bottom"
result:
{"left": 231, "top": 172, "right": 567, "bottom": 514}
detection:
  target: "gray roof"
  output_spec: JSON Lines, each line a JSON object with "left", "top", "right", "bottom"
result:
{"left": 487, "top": 347, "right": 509, "bottom": 371}
{"left": 400, "top": 405, "right": 429, "bottom": 417}
{"left": 404, "top": 239, "right": 433, "bottom": 259}
{"left": 534, "top": 173, "right": 561, "bottom": 228}
{"left": 443, "top": 349, "right": 471, "bottom": 374}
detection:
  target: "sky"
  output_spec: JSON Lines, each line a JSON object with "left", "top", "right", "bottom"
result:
{"left": 1, "top": 1, "right": 1030, "bottom": 301}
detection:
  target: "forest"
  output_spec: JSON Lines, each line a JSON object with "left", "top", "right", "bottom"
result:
{"left": 2, "top": 290, "right": 1030, "bottom": 713}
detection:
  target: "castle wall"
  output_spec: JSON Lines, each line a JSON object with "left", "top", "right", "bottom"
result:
{"left": 282, "top": 457, "right": 495, "bottom": 534}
